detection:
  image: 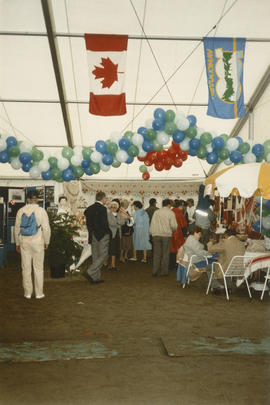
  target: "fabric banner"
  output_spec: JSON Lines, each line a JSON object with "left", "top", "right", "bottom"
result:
{"left": 84, "top": 34, "right": 128, "bottom": 116}
{"left": 203, "top": 37, "right": 246, "bottom": 119}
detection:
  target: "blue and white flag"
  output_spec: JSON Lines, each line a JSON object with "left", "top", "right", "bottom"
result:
{"left": 203, "top": 37, "right": 246, "bottom": 119}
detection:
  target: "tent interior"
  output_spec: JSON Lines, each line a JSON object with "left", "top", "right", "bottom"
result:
{"left": 0, "top": 0, "right": 270, "bottom": 186}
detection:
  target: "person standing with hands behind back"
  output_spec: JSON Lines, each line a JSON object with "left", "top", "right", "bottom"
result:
{"left": 14, "top": 190, "right": 51, "bottom": 299}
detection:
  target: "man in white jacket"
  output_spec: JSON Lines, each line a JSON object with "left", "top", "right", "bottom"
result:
{"left": 14, "top": 190, "right": 51, "bottom": 299}
{"left": 150, "top": 199, "right": 177, "bottom": 276}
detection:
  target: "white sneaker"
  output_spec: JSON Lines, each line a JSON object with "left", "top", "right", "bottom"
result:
{"left": 36, "top": 294, "right": 45, "bottom": 299}
{"left": 236, "top": 278, "right": 244, "bottom": 288}
{"left": 24, "top": 295, "right": 31, "bottom": 299}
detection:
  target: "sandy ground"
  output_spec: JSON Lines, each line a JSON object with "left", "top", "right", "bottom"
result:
{"left": 0, "top": 252, "right": 270, "bottom": 405}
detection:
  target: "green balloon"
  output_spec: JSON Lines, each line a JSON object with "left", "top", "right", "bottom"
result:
{"left": 55, "top": 176, "right": 63, "bottom": 183}
{"left": 124, "top": 131, "right": 133, "bottom": 140}
{"left": 48, "top": 157, "right": 58, "bottom": 168}
{"left": 200, "top": 132, "right": 213, "bottom": 145}
{"left": 127, "top": 145, "right": 139, "bottom": 157}
{"left": 164, "top": 122, "right": 177, "bottom": 135}
{"left": 257, "top": 155, "right": 265, "bottom": 162}
{"left": 82, "top": 147, "right": 93, "bottom": 160}
{"left": 218, "top": 148, "right": 230, "bottom": 160}
{"left": 8, "top": 146, "right": 20, "bottom": 158}
{"left": 50, "top": 167, "right": 61, "bottom": 180}
{"left": 238, "top": 142, "right": 250, "bottom": 154}
{"left": 263, "top": 140, "right": 270, "bottom": 154}
{"left": 62, "top": 146, "right": 74, "bottom": 159}
{"left": 106, "top": 141, "right": 118, "bottom": 155}
{"left": 31, "top": 148, "right": 44, "bottom": 162}
{"left": 145, "top": 128, "right": 157, "bottom": 141}
{"left": 112, "top": 159, "right": 121, "bottom": 168}
{"left": 139, "top": 164, "right": 147, "bottom": 173}
{"left": 185, "top": 127, "right": 197, "bottom": 139}
{"left": 73, "top": 166, "right": 84, "bottom": 178}
{"left": 196, "top": 145, "right": 207, "bottom": 159}
{"left": 90, "top": 162, "right": 100, "bottom": 174}
{"left": 220, "top": 133, "right": 229, "bottom": 142}
{"left": 165, "top": 109, "right": 175, "bottom": 122}
{"left": 153, "top": 140, "right": 163, "bottom": 151}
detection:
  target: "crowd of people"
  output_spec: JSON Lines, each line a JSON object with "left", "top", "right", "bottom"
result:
{"left": 14, "top": 188, "right": 249, "bottom": 298}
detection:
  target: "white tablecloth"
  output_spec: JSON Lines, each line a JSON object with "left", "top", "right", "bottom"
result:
{"left": 244, "top": 251, "right": 270, "bottom": 279}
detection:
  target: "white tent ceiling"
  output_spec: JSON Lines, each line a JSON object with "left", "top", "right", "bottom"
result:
{"left": 0, "top": 0, "right": 270, "bottom": 181}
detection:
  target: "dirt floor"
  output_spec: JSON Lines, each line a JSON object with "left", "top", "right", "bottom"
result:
{"left": 0, "top": 252, "right": 270, "bottom": 405}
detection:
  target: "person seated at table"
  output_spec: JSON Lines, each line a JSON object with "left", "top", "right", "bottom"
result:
{"left": 207, "top": 228, "right": 245, "bottom": 288}
{"left": 177, "top": 226, "right": 220, "bottom": 289}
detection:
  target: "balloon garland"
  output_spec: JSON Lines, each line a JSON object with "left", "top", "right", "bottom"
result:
{"left": 252, "top": 199, "right": 270, "bottom": 238}
{"left": 1, "top": 107, "right": 270, "bottom": 182}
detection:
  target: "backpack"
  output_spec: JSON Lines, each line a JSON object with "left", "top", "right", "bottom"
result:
{"left": 20, "top": 212, "right": 40, "bottom": 236}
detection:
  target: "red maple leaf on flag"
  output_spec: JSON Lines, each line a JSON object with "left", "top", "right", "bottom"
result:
{"left": 92, "top": 57, "right": 123, "bottom": 89}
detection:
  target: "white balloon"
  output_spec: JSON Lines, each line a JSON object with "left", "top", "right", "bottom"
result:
{"left": 148, "top": 166, "right": 154, "bottom": 172}
{"left": 180, "top": 138, "right": 190, "bottom": 151}
{"left": 38, "top": 159, "right": 50, "bottom": 172}
{"left": 20, "top": 141, "right": 33, "bottom": 153}
{"left": 138, "top": 148, "right": 147, "bottom": 158}
{"left": 132, "top": 133, "right": 144, "bottom": 146}
{"left": 0, "top": 133, "right": 8, "bottom": 141}
{"left": 73, "top": 146, "right": 83, "bottom": 155}
{"left": 110, "top": 131, "right": 122, "bottom": 143}
{"left": 71, "top": 155, "right": 82, "bottom": 166}
{"left": 58, "top": 157, "right": 69, "bottom": 170}
{"left": 262, "top": 216, "right": 270, "bottom": 230}
{"left": 100, "top": 162, "right": 111, "bottom": 172}
{"left": 175, "top": 117, "right": 189, "bottom": 131}
{"left": 145, "top": 119, "right": 153, "bottom": 129}
{"left": 174, "top": 110, "right": 186, "bottom": 121}
{"left": 157, "top": 131, "right": 169, "bottom": 145}
{"left": 196, "top": 128, "right": 205, "bottom": 138}
{"left": 91, "top": 151, "right": 102, "bottom": 163}
{"left": 10, "top": 158, "right": 22, "bottom": 170}
{"left": 266, "top": 153, "right": 270, "bottom": 163}
{"left": 0, "top": 139, "right": 7, "bottom": 152}
{"left": 243, "top": 152, "right": 256, "bottom": 163}
{"left": 224, "top": 158, "right": 233, "bottom": 166}
{"left": 206, "top": 144, "right": 213, "bottom": 153}
{"left": 29, "top": 166, "right": 41, "bottom": 179}
{"left": 116, "top": 150, "right": 128, "bottom": 163}
{"left": 226, "top": 138, "right": 239, "bottom": 151}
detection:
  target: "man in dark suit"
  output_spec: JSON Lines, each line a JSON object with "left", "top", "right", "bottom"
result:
{"left": 84, "top": 191, "right": 111, "bottom": 284}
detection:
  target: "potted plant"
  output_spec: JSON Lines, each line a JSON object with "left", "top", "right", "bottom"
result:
{"left": 46, "top": 211, "right": 82, "bottom": 278}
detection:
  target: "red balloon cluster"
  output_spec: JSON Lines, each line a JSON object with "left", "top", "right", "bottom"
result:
{"left": 138, "top": 141, "right": 188, "bottom": 180}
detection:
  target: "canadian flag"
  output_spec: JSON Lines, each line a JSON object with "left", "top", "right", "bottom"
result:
{"left": 84, "top": 34, "right": 128, "bottom": 116}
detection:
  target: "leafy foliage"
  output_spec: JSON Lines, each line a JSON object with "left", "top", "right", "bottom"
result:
{"left": 46, "top": 212, "right": 82, "bottom": 267}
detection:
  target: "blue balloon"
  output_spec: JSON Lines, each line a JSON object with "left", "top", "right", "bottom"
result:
{"left": 62, "top": 167, "right": 74, "bottom": 182}
{"left": 154, "top": 108, "right": 165, "bottom": 121}
{"left": 126, "top": 156, "right": 134, "bottom": 164}
{"left": 212, "top": 136, "right": 225, "bottom": 150}
{"left": 19, "top": 152, "right": 32, "bottom": 164}
{"left": 188, "top": 148, "right": 197, "bottom": 156}
{"left": 189, "top": 138, "right": 200, "bottom": 150}
{"left": 186, "top": 115, "right": 197, "bottom": 127}
{"left": 84, "top": 167, "right": 93, "bottom": 176}
{"left": 137, "top": 127, "right": 147, "bottom": 137}
{"left": 152, "top": 118, "right": 165, "bottom": 131}
{"left": 230, "top": 150, "right": 242, "bottom": 163}
{"left": 206, "top": 151, "right": 218, "bottom": 164}
{"left": 41, "top": 169, "right": 51, "bottom": 180}
{"left": 142, "top": 140, "right": 153, "bottom": 153}
{"left": 0, "top": 150, "right": 9, "bottom": 163}
{"left": 22, "top": 162, "right": 33, "bottom": 172}
{"left": 6, "top": 136, "right": 18, "bottom": 149}
{"left": 252, "top": 220, "right": 261, "bottom": 233}
{"left": 81, "top": 159, "right": 90, "bottom": 169}
{"left": 252, "top": 144, "right": 264, "bottom": 157}
{"left": 235, "top": 136, "right": 243, "bottom": 144}
{"left": 95, "top": 140, "right": 107, "bottom": 154}
{"left": 102, "top": 154, "right": 113, "bottom": 166}
{"left": 172, "top": 130, "right": 185, "bottom": 143}
{"left": 118, "top": 137, "right": 130, "bottom": 151}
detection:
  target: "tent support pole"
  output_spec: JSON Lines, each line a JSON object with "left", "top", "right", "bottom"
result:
{"left": 41, "top": 0, "right": 74, "bottom": 148}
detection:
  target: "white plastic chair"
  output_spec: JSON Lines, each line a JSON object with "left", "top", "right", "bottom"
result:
{"left": 206, "top": 255, "right": 253, "bottom": 300}
{"left": 261, "top": 267, "right": 270, "bottom": 300}
{"left": 183, "top": 254, "right": 209, "bottom": 288}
